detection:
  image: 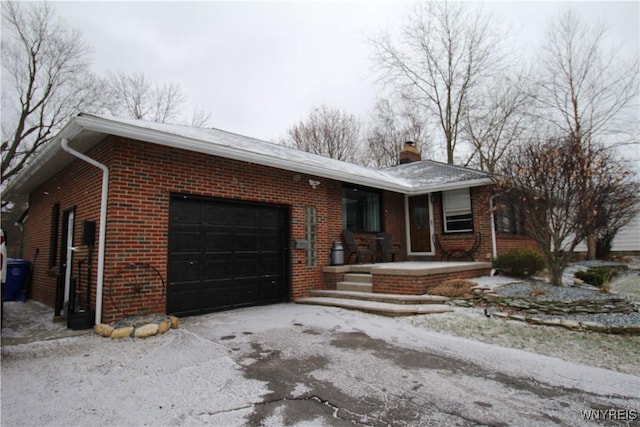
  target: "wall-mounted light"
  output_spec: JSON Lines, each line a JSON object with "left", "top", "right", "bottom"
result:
{"left": 308, "top": 179, "right": 320, "bottom": 189}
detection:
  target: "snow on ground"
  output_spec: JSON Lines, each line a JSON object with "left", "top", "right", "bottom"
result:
{"left": 405, "top": 304, "right": 640, "bottom": 377}
{"left": 2, "top": 302, "right": 639, "bottom": 427}
{"left": 1, "top": 260, "right": 639, "bottom": 425}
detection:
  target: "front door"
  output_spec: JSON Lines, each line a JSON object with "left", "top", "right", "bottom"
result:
{"left": 408, "top": 195, "right": 433, "bottom": 254}
{"left": 58, "top": 208, "right": 75, "bottom": 316}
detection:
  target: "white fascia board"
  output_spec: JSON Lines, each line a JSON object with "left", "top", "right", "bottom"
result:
{"left": 404, "top": 178, "right": 494, "bottom": 195}
{"left": 74, "top": 115, "right": 412, "bottom": 193}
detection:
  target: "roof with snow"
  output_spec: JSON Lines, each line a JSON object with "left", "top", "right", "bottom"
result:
{"left": 383, "top": 159, "right": 492, "bottom": 190}
{"left": 4, "top": 113, "right": 493, "bottom": 197}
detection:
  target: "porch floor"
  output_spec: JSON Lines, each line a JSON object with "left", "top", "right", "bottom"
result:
{"left": 323, "top": 261, "right": 493, "bottom": 276}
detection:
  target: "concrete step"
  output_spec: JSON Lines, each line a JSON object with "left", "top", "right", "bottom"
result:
{"left": 336, "top": 282, "right": 373, "bottom": 292}
{"left": 345, "top": 265, "right": 374, "bottom": 274}
{"left": 343, "top": 273, "right": 372, "bottom": 284}
{"left": 295, "top": 297, "right": 454, "bottom": 317}
{"left": 310, "top": 290, "right": 449, "bottom": 305}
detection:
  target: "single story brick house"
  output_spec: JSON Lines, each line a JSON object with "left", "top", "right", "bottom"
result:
{"left": 3, "top": 113, "right": 532, "bottom": 324}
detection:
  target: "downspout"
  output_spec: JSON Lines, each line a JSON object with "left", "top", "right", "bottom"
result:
{"left": 489, "top": 194, "right": 498, "bottom": 261}
{"left": 61, "top": 138, "right": 108, "bottom": 325}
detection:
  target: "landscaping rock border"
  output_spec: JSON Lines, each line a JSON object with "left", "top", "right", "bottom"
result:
{"left": 449, "top": 286, "right": 640, "bottom": 335}
{"left": 94, "top": 315, "right": 180, "bottom": 339}
{"left": 491, "top": 311, "right": 640, "bottom": 335}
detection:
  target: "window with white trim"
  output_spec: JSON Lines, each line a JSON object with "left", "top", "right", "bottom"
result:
{"left": 443, "top": 188, "right": 473, "bottom": 233}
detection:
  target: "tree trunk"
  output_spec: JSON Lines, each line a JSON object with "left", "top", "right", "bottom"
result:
{"left": 548, "top": 261, "right": 564, "bottom": 286}
{"left": 586, "top": 233, "right": 597, "bottom": 260}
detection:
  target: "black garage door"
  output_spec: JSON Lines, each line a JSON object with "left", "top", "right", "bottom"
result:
{"left": 167, "top": 195, "right": 289, "bottom": 316}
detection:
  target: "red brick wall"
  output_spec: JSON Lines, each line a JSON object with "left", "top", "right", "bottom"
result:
{"left": 382, "top": 191, "right": 406, "bottom": 257}
{"left": 431, "top": 186, "right": 494, "bottom": 262}
{"left": 24, "top": 137, "right": 350, "bottom": 322}
{"left": 372, "top": 268, "right": 492, "bottom": 294}
{"left": 23, "top": 135, "right": 512, "bottom": 322}
{"left": 496, "top": 235, "right": 542, "bottom": 256}
{"left": 24, "top": 142, "right": 110, "bottom": 310}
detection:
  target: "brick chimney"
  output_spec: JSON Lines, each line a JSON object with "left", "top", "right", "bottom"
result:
{"left": 399, "top": 141, "right": 421, "bottom": 164}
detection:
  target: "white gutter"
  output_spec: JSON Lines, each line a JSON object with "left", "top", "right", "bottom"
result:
{"left": 60, "top": 138, "right": 108, "bottom": 325}
{"left": 489, "top": 194, "right": 498, "bottom": 260}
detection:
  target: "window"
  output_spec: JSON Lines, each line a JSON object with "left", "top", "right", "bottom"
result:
{"left": 305, "top": 206, "right": 317, "bottom": 267}
{"left": 443, "top": 188, "right": 473, "bottom": 233}
{"left": 342, "top": 186, "right": 381, "bottom": 232}
{"left": 49, "top": 203, "right": 60, "bottom": 267}
{"left": 494, "top": 198, "right": 526, "bottom": 236}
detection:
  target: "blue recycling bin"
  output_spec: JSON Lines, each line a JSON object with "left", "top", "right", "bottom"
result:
{"left": 4, "top": 258, "right": 31, "bottom": 302}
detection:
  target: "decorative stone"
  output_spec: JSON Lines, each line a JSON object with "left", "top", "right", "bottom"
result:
{"left": 544, "top": 318, "right": 562, "bottom": 327}
{"left": 169, "top": 315, "right": 180, "bottom": 329}
{"left": 158, "top": 320, "right": 171, "bottom": 334}
{"left": 580, "top": 321, "right": 609, "bottom": 333}
{"left": 573, "top": 278, "right": 585, "bottom": 286}
{"left": 134, "top": 323, "right": 159, "bottom": 338}
{"left": 623, "top": 325, "right": 640, "bottom": 335}
{"left": 94, "top": 323, "right": 114, "bottom": 337}
{"left": 608, "top": 325, "right": 625, "bottom": 335}
{"left": 111, "top": 326, "right": 134, "bottom": 339}
{"left": 559, "top": 320, "right": 580, "bottom": 330}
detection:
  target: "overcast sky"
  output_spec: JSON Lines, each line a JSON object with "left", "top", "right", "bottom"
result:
{"left": 53, "top": 1, "right": 639, "bottom": 151}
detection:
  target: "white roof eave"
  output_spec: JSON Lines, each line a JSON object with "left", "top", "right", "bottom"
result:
{"left": 2, "top": 121, "right": 85, "bottom": 197}
{"left": 404, "top": 178, "right": 494, "bottom": 195}
{"left": 4, "top": 114, "right": 495, "bottom": 199}
{"left": 73, "top": 115, "right": 414, "bottom": 193}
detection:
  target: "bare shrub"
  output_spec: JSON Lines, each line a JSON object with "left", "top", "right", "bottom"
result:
{"left": 429, "top": 279, "right": 476, "bottom": 298}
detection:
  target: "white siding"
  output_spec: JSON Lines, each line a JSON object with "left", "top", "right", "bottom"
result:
{"left": 611, "top": 211, "right": 640, "bottom": 252}
{"left": 574, "top": 207, "right": 640, "bottom": 253}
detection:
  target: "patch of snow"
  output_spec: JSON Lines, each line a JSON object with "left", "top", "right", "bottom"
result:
{"left": 471, "top": 275, "right": 524, "bottom": 289}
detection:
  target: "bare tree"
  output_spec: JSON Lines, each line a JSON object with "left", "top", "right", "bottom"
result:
{"left": 283, "top": 105, "right": 362, "bottom": 163}
{"left": 1, "top": 1, "right": 104, "bottom": 183}
{"left": 498, "top": 136, "right": 591, "bottom": 285}
{"left": 371, "top": 2, "right": 504, "bottom": 164}
{"left": 462, "top": 74, "right": 532, "bottom": 173}
{"left": 535, "top": 9, "right": 639, "bottom": 148}
{"left": 534, "top": 9, "right": 639, "bottom": 257}
{"left": 104, "top": 71, "right": 187, "bottom": 123}
{"left": 499, "top": 135, "right": 638, "bottom": 284}
{"left": 189, "top": 107, "right": 211, "bottom": 128}
{"left": 366, "top": 98, "right": 431, "bottom": 168}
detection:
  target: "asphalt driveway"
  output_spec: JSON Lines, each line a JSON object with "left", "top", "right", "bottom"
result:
{"left": 2, "top": 302, "right": 639, "bottom": 426}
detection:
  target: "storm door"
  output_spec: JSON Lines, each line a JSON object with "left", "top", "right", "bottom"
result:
{"left": 56, "top": 208, "right": 75, "bottom": 316}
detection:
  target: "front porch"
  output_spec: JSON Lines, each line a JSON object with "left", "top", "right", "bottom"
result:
{"left": 322, "top": 261, "right": 493, "bottom": 295}
{"left": 298, "top": 261, "right": 492, "bottom": 316}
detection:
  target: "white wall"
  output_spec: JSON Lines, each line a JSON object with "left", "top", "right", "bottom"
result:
{"left": 574, "top": 208, "right": 640, "bottom": 253}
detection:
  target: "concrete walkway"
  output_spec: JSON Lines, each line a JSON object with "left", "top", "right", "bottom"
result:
{"left": 2, "top": 303, "right": 638, "bottom": 426}
{"left": 1, "top": 300, "right": 91, "bottom": 345}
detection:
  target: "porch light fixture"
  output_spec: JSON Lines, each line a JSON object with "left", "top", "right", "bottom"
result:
{"left": 308, "top": 179, "right": 320, "bottom": 189}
